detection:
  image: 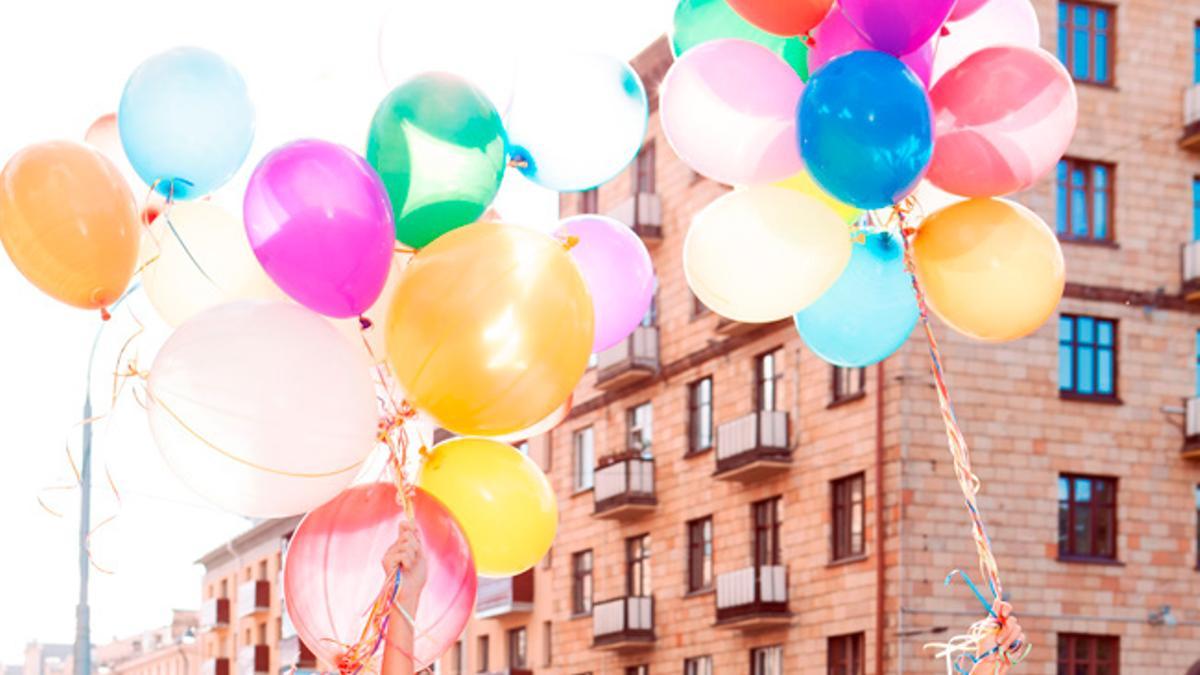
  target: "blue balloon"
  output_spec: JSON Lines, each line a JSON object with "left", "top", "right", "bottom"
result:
{"left": 794, "top": 232, "right": 918, "bottom": 367}
{"left": 119, "top": 47, "right": 255, "bottom": 200}
{"left": 798, "top": 50, "right": 932, "bottom": 210}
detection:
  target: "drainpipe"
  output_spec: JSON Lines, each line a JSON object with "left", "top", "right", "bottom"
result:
{"left": 874, "top": 360, "right": 886, "bottom": 675}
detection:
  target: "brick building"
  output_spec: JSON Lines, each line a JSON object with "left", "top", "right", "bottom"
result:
{"left": 435, "top": 1, "right": 1200, "bottom": 673}
{"left": 94, "top": 610, "right": 200, "bottom": 675}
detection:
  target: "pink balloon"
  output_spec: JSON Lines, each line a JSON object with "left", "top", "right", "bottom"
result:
{"left": 839, "top": 0, "right": 955, "bottom": 56}
{"left": 244, "top": 139, "right": 394, "bottom": 318}
{"left": 660, "top": 39, "right": 804, "bottom": 186}
{"left": 932, "top": 0, "right": 1040, "bottom": 83}
{"left": 284, "top": 484, "right": 476, "bottom": 671}
{"left": 809, "top": 8, "right": 935, "bottom": 86}
{"left": 928, "top": 46, "right": 1078, "bottom": 197}
{"left": 556, "top": 215, "right": 655, "bottom": 352}
{"left": 949, "top": 0, "right": 990, "bottom": 21}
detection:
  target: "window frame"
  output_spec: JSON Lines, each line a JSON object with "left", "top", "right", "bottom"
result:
{"left": 542, "top": 620, "right": 552, "bottom": 667}
{"left": 1055, "top": 157, "right": 1115, "bottom": 244}
{"left": 831, "top": 473, "right": 866, "bottom": 562}
{"left": 688, "top": 377, "right": 714, "bottom": 455}
{"left": 750, "top": 645, "right": 784, "bottom": 675}
{"left": 1057, "top": 473, "right": 1118, "bottom": 562}
{"left": 579, "top": 189, "right": 599, "bottom": 213}
{"left": 753, "top": 497, "right": 783, "bottom": 567}
{"left": 755, "top": 348, "right": 784, "bottom": 412}
{"left": 1056, "top": 633, "right": 1119, "bottom": 675}
{"left": 686, "top": 516, "right": 714, "bottom": 593}
{"left": 828, "top": 633, "right": 865, "bottom": 675}
{"left": 506, "top": 626, "right": 527, "bottom": 669}
{"left": 684, "top": 656, "right": 713, "bottom": 675}
{"left": 1058, "top": 314, "right": 1119, "bottom": 402}
{"left": 476, "top": 635, "right": 489, "bottom": 673}
{"left": 572, "top": 426, "right": 595, "bottom": 492}
{"left": 831, "top": 366, "right": 866, "bottom": 406}
{"left": 635, "top": 141, "right": 656, "bottom": 194}
{"left": 626, "top": 533, "right": 652, "bottom": 596}
{"left": 1057, "top": 0, "right": 1115, "bottom": 86}
{"left": 571, "top": 549, "right": 593, "bottom": 615}
{"left": 626, "top": 401, "right": 653, "bottom": 456}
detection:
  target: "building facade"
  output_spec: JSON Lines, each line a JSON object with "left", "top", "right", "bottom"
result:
{"left": 435, "top": 1, "right": 1200, "bottom": 673}
{"left": 94, "top": 610, "right": 200, "bottom": 675}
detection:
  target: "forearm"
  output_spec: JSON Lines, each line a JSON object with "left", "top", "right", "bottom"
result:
{"left": 381, "top": 602, "right": 417, "bottom": 675}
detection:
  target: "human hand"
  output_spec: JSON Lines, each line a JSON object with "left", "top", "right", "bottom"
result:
{"left": 381, "top": 519, "right": 427, "bottom": 613}
{"left": 973, "top": 602, "right": 1025, "bottom": 674}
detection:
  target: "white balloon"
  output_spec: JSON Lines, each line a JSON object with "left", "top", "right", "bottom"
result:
{"left": 932, "top": 0, "right": 1040, "bottom": 83}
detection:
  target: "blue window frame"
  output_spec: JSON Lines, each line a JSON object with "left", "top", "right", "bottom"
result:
{"left": 1056, "top": 158, "right": 1112, "bottom": 242}
{"left": 1058, "top": 1, "right": 1114, "bottom": 85}
{"left": 1195, "top": 23, "right": 1200, "bottom": 84}
{"left": 1059, "top": 315, "right": 1117, "bottom": 400}
{"left": 1193, "top": 177, "right": 1200, "bottom": 241}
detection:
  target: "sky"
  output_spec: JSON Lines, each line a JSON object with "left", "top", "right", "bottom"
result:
{"left": 0, "top": 0, "right": 673, "bottom": 663}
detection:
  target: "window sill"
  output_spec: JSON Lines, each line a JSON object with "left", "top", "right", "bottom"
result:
{"left": 1073, "top": 79, "right": 1117, "bottom": 91}
{"left": 1059, "top": 391, "right": 1122, "bottom": 405}
{"left": 1056, "top": 237, "right": 1119, "bottom": 249}
{"left": 684, "top": 447, "right": 713, "bottom": 458}
{"left": 827, "top": 554, "right": 869, "bottom": 568}
{"left": 827, "top": 392, "right": 867, "bottom": 409}
{"left": 683, "top": 587, "right": 715, "bottom": 598}
{"left": 1056, "top": 555, "right": 1124, "bottom": 566}
{"left": 568, "top": 611, "right": 593, "bottom": 621}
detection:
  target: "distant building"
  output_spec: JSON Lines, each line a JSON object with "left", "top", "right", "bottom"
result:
{"left": 95, "top": 610, "right": 199, "bottom": 675}
{"left": 22, "top": 642, "right": 73, "bottom": 675}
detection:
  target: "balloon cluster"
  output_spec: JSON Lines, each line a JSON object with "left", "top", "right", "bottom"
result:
{"left": 666, "top": 0, "right": 1074, "bottom": 362}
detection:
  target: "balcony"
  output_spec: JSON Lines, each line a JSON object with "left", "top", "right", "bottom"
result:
{"left": 237, "top": 645, "right": 269, "bottom": 675}
{"left": 199, "top": 597, "right": 230, "bottom": 631}
{"left": 1183, "top": 243, "right": 1200, "bottom": 301}
{"left": 607, "top": 192, "right": 663, "bottom": 245}
{"left": 595, "top": 325, "right": 659, "bottom": 390}
{"left": 201, "top": 658, "right": 230, "bottom": 675}
{"left": 1185, "top": 398, "right": 1200, "bottom": 459}
{"left": 592, "top": 595, "right": 655, "bottom": 651}
{"left": 715, "top": 565, "right": 790, "bottom": 629}
{"left": 714, "top": 410, "right": 791, "bottom": 481}
{"left": 593, "top": 456, "right": 656, "bottom": 519}
{"left": 476, "top": 569, "right": 534, "bottom": 619}
{"left": 1182, "top": 84, "right": 1200, "bottom": 151}
{"left": 279, "top": 636, "right": 316, "bottom": 670}
{"left": 237, "top": 580, "right": 270, "bottom": 618}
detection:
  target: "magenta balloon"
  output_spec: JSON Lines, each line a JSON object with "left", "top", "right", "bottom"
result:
{"left": 949, "top": 0, "right": 990, "bottom": 21}
{"left": 809, "top": 8, "right": 934, "bottom": 86}
{"left": 244, "top": 139, "right": 394, "bottom": 318}
{"left": 840, "top": 0, "right": 956, "bottom": 56}
{"left": 927, "top": 46, "right": 1077, "bottom": 197}
{"left": 284, "top": 484, "right": 477, "bottom": 671}
{"left": 556, "top": 215, "right": 655, "bottom": 352}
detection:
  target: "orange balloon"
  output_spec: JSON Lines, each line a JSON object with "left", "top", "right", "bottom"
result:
{"left": 727, "top": 0, "right": 834, "bottom": 37}
{"left": 385, "top": 222, "right": 593, "bottom": 436}
{"left": 0, "top": 141, "right": 139, "bottom": 310}
{"left": 913, "top": 198, "right": 1064, "bottom": 342}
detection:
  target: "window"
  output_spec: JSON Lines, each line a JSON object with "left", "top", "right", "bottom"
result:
{"left": 1055, "top": 158, "right": 1113, "bottom": 242}
{"left": 688, "top": 378, "right": 714, "bottom": 454}
{"left": 506, "top": 627, "right": 527, "bottom": 669}
{"left": 635, "top": 141, "right": 656, "bottom": 194}
{"left": 828, "top": 633, "right": 864, "bottom": 675}
{"left": 542, "top": 621, "right": 552, "bottom": 667}
{"left": 451, "top": 641, "right": 463, "bottom": 675}
{"left": 571, "top": 550, "right": 593, "bottom": 614}
{"left": 753, "top": 497, "right": 782, "bottom": 566}
{"left": 1193, "top": 177, "right": 1200, "bottom": 241}
{"left": 1057, "top": 634, "right": 1118, "bottom": 674}
{"left": 573, "top": 427, "right": 594, "bottom": 491}
{"left": 515, "top": 440, "right": 529, "bottom": 456}
{"left": 476, "top": 635, "right": 489, "bottom": 673}
{"left": 756, "top": 349, "right": 783, "bottom": 412}
{"left": 684, "top": 656, "right": 713, "bottom": 675}
{"left": 832, "top": 473, "right": 865, "bottom": 562}
{"left": 1057, "top": 1, "right": 1114, "bottom": 84}
{"left": 626, "top": 533, "right": 652, "bottom": 595}
{"left": 1059, "top": 315, "right": 1117, "bottom": 400}
{"left": 686, "top": 517, "right": 713, "bottom": 593}
{"left": 1195, "top": 23, "right": 1200, "bottom": 84}
{"left": 832, "top": 366, "right": 865, "bottom": 404}
{"left": 1058, "top": 474, "right": 1117, "bottom": 561}
{"left": 625, "top": 667, "right": 649, "bottom": 675}
{"left": 641, "top": 290, "right": 659, "bottom": 327}
{"left": 751, "top": 645, "right": 783, "bottom": 675}
{"left": 627, "top": 402, "right": 653, "bottom": 456}
{"left": 579, "top": 189, "right": 598, "bottom": 213}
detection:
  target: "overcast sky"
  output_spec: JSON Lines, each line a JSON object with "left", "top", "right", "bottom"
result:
{"left": 0, "top": 0, "right": 671, "bottom": 662}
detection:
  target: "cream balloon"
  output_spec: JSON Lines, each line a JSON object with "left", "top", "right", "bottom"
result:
{"left": 146, "top": 301, "right": 379, "bottom": 518}
{"left": 141, "top": 201, "right": 284, "bottom": 327}
{"left": 333, "top": 252, "right": 412, "bottom": 363}
{"left": 684, "top": 186, "right": 852, "bottom": 322}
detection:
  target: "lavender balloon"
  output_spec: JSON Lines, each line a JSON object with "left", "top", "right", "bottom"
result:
{"left": 244, "top": 140, "right": 394, "bottom": 318}
{"left": 809, "top": 7, "right": 934, "bottom": 87}
{"left": 556, "top": 215, "right": 654, "bottom": 352}
{"left": 839, "top": 0, "right": 956, "bottom": 56}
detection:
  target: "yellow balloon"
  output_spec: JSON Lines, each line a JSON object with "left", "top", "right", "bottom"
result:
{"left": 913, "top": 198, "right": 1064, "bottom": 342}
{"left": 775, "top": 170, "right": 862, "bottom": 224}
{"left": 385, "top": 222, "right": 593, "bottom": 435}
{"left": 418, "top": 437, "right": 557, "bottom": 577}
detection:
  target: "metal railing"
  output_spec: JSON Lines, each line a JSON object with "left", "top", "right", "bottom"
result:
{"left": 596, "top": 325, "right": 659, "bottom": 375}
{"left": 594, "top": 457, "right": 655, "bottom": 505}
{"left": 716, "top": 410, "right": 789, "bottom": 462}
{"left": 593, "top": 596, "right": 655, "bottom": 641}
{"left": 716, "top": 565, "right": 788, "bottom": 610}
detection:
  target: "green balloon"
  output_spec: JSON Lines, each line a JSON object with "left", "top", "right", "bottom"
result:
{"left": 366, "top": 73, "right": 507, "bottom": 248}
{"left": 671, "top": 0, "right": 810, "bottom": 81}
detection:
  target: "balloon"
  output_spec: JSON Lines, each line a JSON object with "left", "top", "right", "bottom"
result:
{"left": 726, "top": 0, "right": 834, "bottom": 36}
{"left": 949, "top": 0, "right": 990, "bottom": 21}
{"left": 808, "top": 8, "right": 935, "bottom": 86}
{"left": 928, "top": 47, "right": 1077, "bottom": 198}
{"left": 418, "top": 437, "right": 557, "bottom": 577}
{"left": 385, "top": 222, "right": 593, "bottom": 436}
{"left": 118, "top": 47, "right": 255, "bottom": 199}
{"left": 839, "top": 0, "right": 955, "bottom": 56}
{"left": 333, "top": 252, "right": 411, "bottom": 363}
{"left": 798, "top": 50, "right": 933, "bottom": 209}
{"left": 85, "top": 112, "right": 167, "bottom": 221}
{"left": 244, "top": 139, "right": 394, "bottom": 318}
{"left": 484, "top": 395, "right": 573, "bottom": 444}
{"left": 775, "top": 170, "right": 862, "bottom": 224}
{"left": 146, "top": 301, "right": 378, "bottom": 517}
{"left": 504, "top": 52, "right": 648, "bottom": 192}
{"left": 661, "top": 39, "right": 804, "bottom": 186}
{"left": 556, "top": 215, "right": 655, "bottom": 352}
{"left": 142, "top": 201, "right": 283, "bottom": 327}
{"left": 683, "top": 186, "right": 851, "bottom": 322}
{"left": 0, "top": 141, "right": 138, "bottom": 310}
{"left": 932, "top": 0, "right": 1039, "bottom": 83}
{"left": 367, "top": 73, "right": 506, "bottom": 249}
{"left": 672, "top": 0, "right": 810, "bottom": 80}
{"left": 794, "top": 232, "right": 918, "bottom": 366}
{"left": 912, "top": 198, "right": 1064, "bottom": 342}
{"left": 285, "top": 484, "right": 476, "bottom": 672}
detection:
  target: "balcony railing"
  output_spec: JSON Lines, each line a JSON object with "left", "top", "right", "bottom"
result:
{"left": 593, "top": 457, "right": 656, "bottom": 519}
{"left": 279, "top": 636, "right": 316, "bottom": 670}
{"left": 1183, "top": 242, "right": 1200, "bottom": 301}
{"left": 237, "top": 645, "right": 269, "bottom": 675}
{"left": 475, "top": 569, "right": 535, "bottom": 619}
{"left": 595, "top": 326, "right": 659, "bottom": 389}
{"left": 237, "top": 580, "right": 270, "bottom": 618}
{"left": 200, "top": 597, "right": 230, "bottom": 631}
{"left": 714, "top": 410, "right": 791, "bottom": 481}
{"left": 201, "top": 658, "right": 230, "bottom": 675}
{"left": 715, "top": 565, "right": 790, "bottom": 628}
{"left": 592, "top": 595, "right": 655, "bottom": 650}
{"left": 1182, "top": 84, "right": 1200, "bottom": 151}
{"left": 608, "top": 192, "right": 663, "bottom": 244}
{"left": 1185, "top": 398, "right": 1200, "bottom": 459}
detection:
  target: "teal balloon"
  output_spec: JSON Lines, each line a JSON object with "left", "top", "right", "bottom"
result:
{"left": 798, "top": 50, "right": 933, "bottom": 209}
{"left": 794, "top": 232, "right": 918, "bottom": 367}
{"left": 672, "top": 0, "right": 810, "bottom": 80}
{"left": 118, "top": 47, "right": 255, "bottom": 200}
{"left": 367, "top": 73, "right": 507, "bottom": 249}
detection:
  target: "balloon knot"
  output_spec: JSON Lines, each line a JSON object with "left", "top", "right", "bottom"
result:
{"left": 100, "top": 307, "right": 112, "bottom": 322}
{"left": 562, "top": 234, "right": 580, "bottom": 252}
{"left": 508, "top": 157, "right": 529, "bottom": 169}
{"left": 359, "top": 315, "right": 373, "bottom": 331}
{"left": 941, "top": 24, "right": 951, "bottom": 37}
{"left": 804, "top": 34, "right": 816, "bottom": 47}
